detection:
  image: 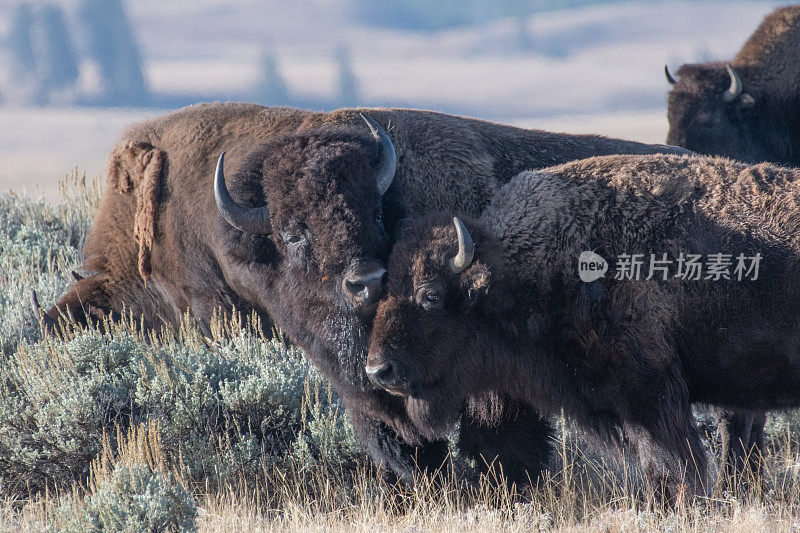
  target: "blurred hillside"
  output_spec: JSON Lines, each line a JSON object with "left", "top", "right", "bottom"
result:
{"left": 0, "top": 0, "right": 782, "bottom": 200}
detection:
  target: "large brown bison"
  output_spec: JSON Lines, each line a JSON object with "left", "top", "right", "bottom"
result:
{"left": 666, "top": 6, "right": 800, "bottom": 165}
{"left": 36, "top": 102, "right": 687, "bottom": 485}
{"left": 664, "top": 4, "right": 800, "bottom": 481}
{"left": 367, "top": 153, "right": 800, "bottom": 497}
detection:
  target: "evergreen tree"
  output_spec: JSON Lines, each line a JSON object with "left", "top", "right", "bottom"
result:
{"left": 255, "top": 52, "right": 289, "bottom": 105}
{"left": 511, "top": 0, "right": 534, "bottom": 52}
{"left": 8, "top": 3, "right": 36, "bottom": 80}
{"left": 335, "top": 46, "right": 360, "bottom": 107}
{"left": 79, "top": 0, "right": 149, "bottom": 105}
{"left": 37, "top": 5, "right": 80, "bottom": 96}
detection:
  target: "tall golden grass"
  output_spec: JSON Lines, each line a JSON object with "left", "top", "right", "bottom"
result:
{"left": 4, "top": 413, "right": 800, "bottom": 532}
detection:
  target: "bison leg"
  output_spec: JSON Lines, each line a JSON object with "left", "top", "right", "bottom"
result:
{"left": 348, "top": 409, "right": 449, "bottom": 486}
{"left": 717, "top": 408, "right": 765, "bottom": 490}
{"left": 624, "top": 372, "right": 708, "bottom": 504}
{"left": 457, "top": 401, "right": 552, "bottom": 489}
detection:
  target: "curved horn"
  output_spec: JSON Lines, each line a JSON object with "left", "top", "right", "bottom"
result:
{"left": 723, "top": 64, "right": 743, "bottom": 103}
{"left": 449, "top": 217, "right": 475, "bottom": 274}
{"left": 30, "top": 290, "right": 58, "bottom": 333}
{"left": 214, "top": 152, "right": 271, "bottom": 234}
{"left": 664, "top": 65, "right": 677, "bottom": 85}
{"left": 360, "top": 113, "right": 397, "bottom": 196}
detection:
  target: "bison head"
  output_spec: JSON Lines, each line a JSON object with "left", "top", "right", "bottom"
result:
{"left": 665, "top": 63, "right": 767, "bottom": 162}
{"left": 215, "top": 116, "right": 398, "bottom": 392}
{"left": 366, "top": 214, "right": 512, "bottom": 439}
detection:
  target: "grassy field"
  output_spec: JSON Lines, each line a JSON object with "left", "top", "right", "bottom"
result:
{"left": 3, "top": 176, "right": 800, "bottom": 531}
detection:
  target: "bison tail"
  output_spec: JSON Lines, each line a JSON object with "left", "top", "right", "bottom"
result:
{"left": 107, "top": 141, "right": 168, "bottom": 279}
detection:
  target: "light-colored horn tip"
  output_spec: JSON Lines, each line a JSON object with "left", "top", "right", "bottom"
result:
{"left": 360, "top": 113, "right": 378, "bottom": 131}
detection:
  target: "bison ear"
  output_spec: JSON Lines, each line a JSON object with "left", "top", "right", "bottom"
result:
{"left": 740, "top": 93, "right": 755, "bottom": 108}
{"left": 461, "top": 261, "right": 492, "bottom": 308}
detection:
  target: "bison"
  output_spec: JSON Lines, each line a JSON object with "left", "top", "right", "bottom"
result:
{"left": 666, "top": 6, "right": 800, "bottom": 165}
{"left": 664, "top": 4, "right": 800, "bottom": 482}
{"left": 36, "top": 102, "right": 688, "bottom": 486}
{"left": 367, "top": 153, "right": 800, "bottom": 497}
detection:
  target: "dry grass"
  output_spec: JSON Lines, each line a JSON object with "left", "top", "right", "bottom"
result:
{"left": 3, "top": 416, "right": 800, "bottom": 532}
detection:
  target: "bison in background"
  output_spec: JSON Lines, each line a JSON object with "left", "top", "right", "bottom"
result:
{"left": 666, "top": 5, "right": 800, "bottom": 165}
{"left": 665, "top": 5, "right": 800, "bottom": 482}
{"left": 367, "top": 153, "right": 800, "bottom": 499}
{"left": 36, "top": 102, "right": 688, "bottom": 487}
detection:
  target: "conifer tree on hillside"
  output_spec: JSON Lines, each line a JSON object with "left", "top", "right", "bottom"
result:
{"left": 8, "top": 3, "right": 36, "bottom": 81}
{"left": 79, "top": 0, "right": 149, "bottom": 106}
{"left": 255, "top": 52, "right": 290, "bottom": 105}
{"left": 336, "top": 46, "right": 360, "bottom": 107}
{"left": 36, "top": 4, "right": 80, "bottom": 100}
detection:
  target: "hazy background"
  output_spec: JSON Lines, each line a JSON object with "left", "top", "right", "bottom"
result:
{"left": 0, "top": 0, "right": 783, "bottom": 202}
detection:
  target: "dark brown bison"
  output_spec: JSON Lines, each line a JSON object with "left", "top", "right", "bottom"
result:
{"left": 35, "top": 102, "right": 687, "bottom": 486}
{"left": 666, "top": 6, "right": 800, "bottom": 165}
{"left": 367, "top": 153, "right": 800, "bottom": 497}
{"left": 664, "top": 5, "right": 800, "bottom": 482}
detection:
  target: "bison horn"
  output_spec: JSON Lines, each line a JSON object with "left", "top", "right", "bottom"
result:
{"left": 360, "top": 113, "right": 397, "bottom": 196}
{"left": 664, "top": 65, "right": 677, "bottom": 85}
{"left": 450, "top": 217, "right": 475, "bottom": 274}
{"left": 214, "top": 152, "right": 272, "bottom": 235}
{"left": 30, "top": 290, "right": 58, "bottom": 332}
{"left": 723, "top": 64, "right": 743, "bottom": 103}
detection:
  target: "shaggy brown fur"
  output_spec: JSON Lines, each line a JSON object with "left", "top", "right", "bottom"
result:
{"left": 666, "top": 6, "right": 800, "bottom": 164}
{"left": 45, "top": 102, "right": 686, "bottom": 486}
{"left": 368, "top": 153, "right": 800, "bottom": 497}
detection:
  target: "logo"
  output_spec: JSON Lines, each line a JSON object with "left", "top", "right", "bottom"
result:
{"left": 578, "top": 251, "right": 608, "bottom": 282}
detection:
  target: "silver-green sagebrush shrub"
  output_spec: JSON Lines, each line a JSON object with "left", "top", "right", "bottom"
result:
{"left": 58, "top": 423, "right": 198, "bottom": 533}
{"left": 0, "top": 180, "right": 361, "bottom": 499}
{"left": 0, "top": 320, "right": 362, "bottom": 497}
{"left": 61, "top": 461, "right": 198, "bottom": 533}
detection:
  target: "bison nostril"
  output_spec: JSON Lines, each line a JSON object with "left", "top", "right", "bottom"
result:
{"left": 366, "top": 362, "right": 395, "bottom": 386}
{"left": 345, "top": 280, "right": 367, "bottom": 297}
{"left": 343, "top": 268, "right": 386, "bottom": 306}
{"left": 375, "top": 362, "right": 394, "bottom": 383}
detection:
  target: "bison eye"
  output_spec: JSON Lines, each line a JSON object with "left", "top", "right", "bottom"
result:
{"left": 416, "top": 284, "right": 445, "bottom": 310}
{"left": 287, "top": 235, "right": 303, "bottom": 245}
{"left": 375, "top": 209, "right": 386, "bottom": 232}
{"left": 419, "top": 290, "right": 443, "bottom": 310}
